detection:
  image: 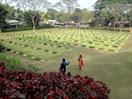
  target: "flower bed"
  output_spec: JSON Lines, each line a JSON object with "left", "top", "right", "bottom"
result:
{"left": 0, "top": 62, "right": 110, "bottom": 99}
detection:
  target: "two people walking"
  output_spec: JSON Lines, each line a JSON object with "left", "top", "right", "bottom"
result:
{"left": 59, "top": 54, "right": 84, "bottom": 75}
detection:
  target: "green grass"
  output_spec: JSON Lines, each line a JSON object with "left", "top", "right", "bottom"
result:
{"left": 0, "top": 28, "right": 132, "bottom": 99}
{"left": 0, "top": 53, "right": 21, "bottom": 71}
{"left": 35, "top": 44, "right": 132, "bottom": 99}
{"left": 0, "top": 52, "right": 41, "bottom": 72}
{"left": 0, "top": 29, "right": 130, "bottom": 60}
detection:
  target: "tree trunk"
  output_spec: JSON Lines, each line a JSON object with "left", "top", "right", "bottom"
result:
{"left": 114, "top": 23, "right": 116, "bottom": 31}
{"left": 130, "top": 27, "right": 132, "bottom": 33}
{"left": 129, "top": 21, "right": 132, "bottom": 33}
{"left": 33, "top": 23, "right": 35, "bottom": 33}
{"left": 32, "top": 16, "right": 35, "bottom": 33}
{"left": 0, "top": 27, "right": 1, "bottom": 32}
{"left": 119, "top": 22, "right": 122, "bottom": 32}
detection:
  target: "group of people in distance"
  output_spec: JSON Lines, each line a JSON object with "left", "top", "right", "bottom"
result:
{"left": 59, "top": 54, "right": 84, "bottom": 75}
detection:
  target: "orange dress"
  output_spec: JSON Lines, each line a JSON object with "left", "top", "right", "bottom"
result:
{"left": 78, "top": 57, "right": 84, "bottom": 70}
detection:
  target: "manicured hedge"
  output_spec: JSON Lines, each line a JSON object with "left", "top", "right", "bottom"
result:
{"left": 1, "top": 24, "right": 54, "bottom": 32}
{"left": 1, "top": 27, "right": 33, "bottom": 32}
{"left": 0, "top": 62, "right": 110, "bottom": 99}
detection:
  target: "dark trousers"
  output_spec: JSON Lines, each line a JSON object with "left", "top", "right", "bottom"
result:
{"left": 60, "top": 67, "right": 66, "bottom": 75}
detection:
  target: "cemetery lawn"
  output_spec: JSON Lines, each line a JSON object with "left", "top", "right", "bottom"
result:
{"left": 0, "top": 29, "right": 132, "bottom": 99}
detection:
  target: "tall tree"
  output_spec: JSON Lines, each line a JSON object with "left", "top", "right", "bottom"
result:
{"left": 94, "top": 0, "right": 132, "bottom": 30}
{"left": 71, "top": 8, "right": 82, "bottom": 23}
{"left": 55, "top": 0, "right": 79, "bottom": 22}
{"left": 14, "top": 0, "right": 51, "bottom": 32}
{"left": 62, "top": 0, "right": 79, "bottom": 22}
{"left": 47, "top": 9, "right": 58, "bottom": 20}
{"left": 61, "top": 0, "right": 79, "bottom": 13}
{"left": 56, "top": 11, "right": 69, "bottom": 22}
{"left": 0, "top": 3, "right": 8, "bottom": 31}
{"left": 81, "top": 9, "right": 94, "bottom": 23}
{"left": 23, "top": 11, "right": 41, "bottom": 27}
{"left": 53, "top": 1, "right": 65, "bottom": 12}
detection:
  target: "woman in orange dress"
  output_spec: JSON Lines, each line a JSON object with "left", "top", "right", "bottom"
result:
{"left": 78, "top": 55, "right": 84, "bottom": 70}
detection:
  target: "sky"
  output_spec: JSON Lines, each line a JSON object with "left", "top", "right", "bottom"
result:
{"left": 0, "top": 0, "right": 97, "bottom": 11}
{"left": 48, "top": 0, "right": 97, "bottom": 11}
{"left": 78, "top": 0, "right": 97, "bottom": 10}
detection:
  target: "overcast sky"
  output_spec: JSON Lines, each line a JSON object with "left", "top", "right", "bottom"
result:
{"left": 0, "top": 0, "right": 97, "bottom": 11}
{"left": 48, "top": 0, "right": 97, "bottom": 10}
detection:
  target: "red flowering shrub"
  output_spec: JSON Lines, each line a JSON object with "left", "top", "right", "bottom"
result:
{"left": 0, "top": 62, "right": 110, "bottom": 99}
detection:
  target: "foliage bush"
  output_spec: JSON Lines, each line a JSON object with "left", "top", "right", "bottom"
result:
{"left": 0, "top": 61, "right": 110, "bottom": 99}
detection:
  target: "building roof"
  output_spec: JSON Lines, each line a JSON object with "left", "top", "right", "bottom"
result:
{"left": 5, "top": 20, "right": 23, "bottom": 25}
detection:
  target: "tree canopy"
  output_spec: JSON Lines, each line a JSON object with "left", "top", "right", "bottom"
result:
{"left": 0, "top": 0, "right": 131, "bottom": 32}
{"left": 94, "top": 0, "right": 132, "bottom": 27}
